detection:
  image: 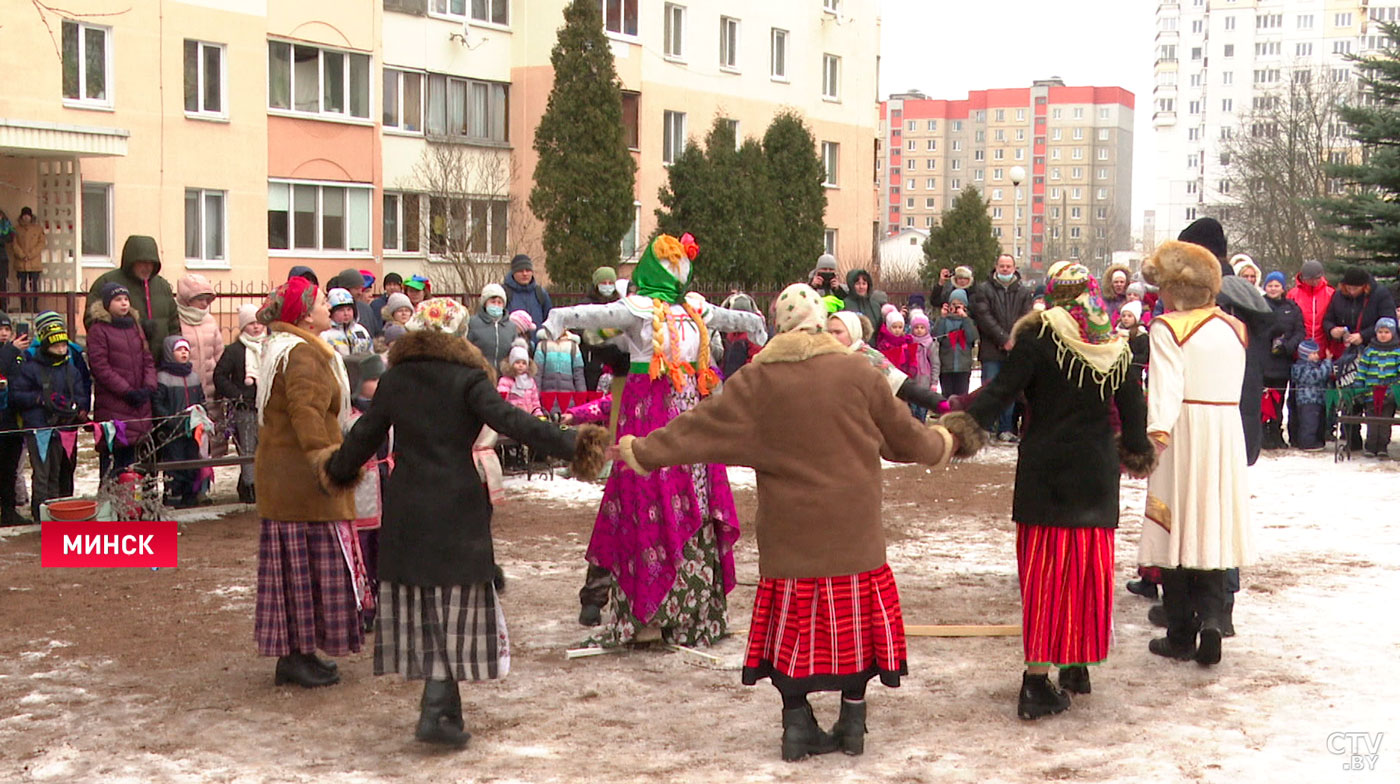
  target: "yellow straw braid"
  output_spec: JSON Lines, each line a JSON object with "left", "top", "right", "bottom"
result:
{"left": 644, "top": 297, "right": 717, "bottom": 397}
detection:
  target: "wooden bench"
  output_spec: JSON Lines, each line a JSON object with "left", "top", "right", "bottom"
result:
{"left": 1335, "top": 414, "right": 1400, "bottom": 462}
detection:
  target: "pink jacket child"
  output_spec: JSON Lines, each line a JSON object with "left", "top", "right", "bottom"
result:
{"left": 176, "top": 273, "right": 224, "bottom": 399}
{"left": 497, "top": 343, "right": 541, "bottom": 415}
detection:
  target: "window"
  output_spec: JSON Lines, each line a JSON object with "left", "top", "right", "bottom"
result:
{"left": 1219, "top": 180, "right": 1231, "bottom": 194}
{"left": 184, "top": 188, "right": 227, "bottom": 265}
{"left": 664, "top": 4, "right": 685, "bottom": 59}
{"left": 1098, "top": 148, "right": 1108, "bottom": 161}
{"left": 824, "top": 228, "right": 837, "bottom": 255}
{"left": 823, "top": 0, "right": 840, "bottom": 13}
{"left": 719, "top": 16, "right": 739, "bottom": 71}
{"left": 1191, "top": 47, "right": 1202, "bottom": 60}
{"left": 1221, "top": 126, "right": 1232, "bottom": 140}
{"left": 1070, "top": 206, "right": 1082, "bottom": 219}
{"left": 770, "top": 28, "right": 787, "bottom": 79}
{"left": 1298, "top": 14, "right": 1314, "bottom": 29}
{"left": 1332, "top": 68, "right": 1351, "bottom": 82}
{"left": 1223, "top": 71, "right": 1233, "bottom": 85}
{"left": 951, "top": 159, "right": 961, "bottom": 171}
{"left": 1192, "top": 19, "right": 1203, "bottom": 33}
{"left": 1052, "top": 128, "right": 1063, "bottom": 140}
{"left": 620, "top": 201, "right": 642, "bottom": 260}
{"left": 1296, "top": 42, "right": 1313, "bottom": 57}
{"left": 1016, "top": 128, "right": 1025, "bottom": 141}
{"left": 926, "top": 159, "right": 936, "bottom": 170}
{"left": 1070, "top": 227, "right": 1081, "bottom": 239}
{"left": 1223, "top": 44, "right": 1234, "bottom": 57}
{"left": 1097, "top": 128, "right": 1109, "bottom": 141}
{"left": 383, "top": 68, "right": 424, "bottom": 132}
{"left": 1189, "top": 127, "right": 1200, "bottom": 141}
{"left": 183, "top": 40, "right": 225, "bottom": 117}
{"left": 974, "top": 168, "right": 984, "bottom": 181}
{"left": 1099, "top": 108, "right": 1109, "bottom": 120}
{"left": 1187, "top": 181, "right": 1198, "bottom": 194}
{"left": 62, "top": 21, "right": 111, "bottom": 106}
{"left": 1334, "top": 41, "right": 1353, "bottom": 55}
{"left": 425, "top": 197, "right": 508, "bottom": 256}
{"left": 906, "top": 217, "right": 916, "bottom": 227}
{"left": 663, "top": 110, "right": 686, "bottom": 164}
{"left": 1190, "top": 74, "right": 1202, "bottom": 88}
{"left": 1189, "top": 101, "right": 1201, "bottom": 115}
{"left": 1015, "top": 148, "right": 1024, "bottom": 160}
{"left": 926, "top": 139, "right": 936, "bottom": 151}
{"left": 601, "top": 0, "right": 639, "bottom": 36}
{"left": 1095, "top": 206, "right": 1107, "bottom": 220}
{"left": 425, "top": 74, "right": 508, "bottom": 142}
{"left": 994, "top": 148, "right": 1004, "bottom": 160}
{"left": 975, "top": 130, "right": 985, "bottom": 143}
{"left": 952, "top": 120, "right": 962, "bottom": 131}
{"left": 621, "top": 91, "right": 639, "bottom": 149}
{"left": 951, "top": 139, "right": 961, "bottom": 151}
{"left": 992, "top": 206, "right": 1003, "bottom": 218}
{"left": 906, "top": 179, "right": 916, "bottom": 190}
{"left": 1336, "top": 12, "right": 1353, "bottom": 27}
{"left": 822, "top": 54, "right": 841, "bottom": 100}
{"left": 1159, "top": 44, "right": 1177, "bottom": 61}
{"left": 905, "top": 159, "right": 915, "bottom": 170}
{"left": 950, "top": 178, "right": 961, "bottom": 190}
{"left": 1255, "top": 41, "right": 1281, "bottom": 57}
{"left": 822, "top": 142, "right": 839, "bottom": 186}
{"left": 1050, "top": 167, "right": 1061, "bottom": 181}
{"left": 1256, "top": 13, "right": 1282, "bottom": 29}
{"left": 268, "top": 41, "right": 370, "bottom": 119}
{"left": 431, "top": 0, "right": 508, "bottom": 25}
{"left": 925, "top": 197, "right": 935, "bottom": 208}
{"left": 1222, "top": 98, "right": 1233, "bottom": 112}
{"left": 267, "top": 180, "right": 372, "bottom": 254}
{"left": 992, "top": 190, "right": 1003, "bottom": 202}
{"left": 1073, "top": 128, "right": 1084, "bottom": 140}
{"left": 81, "top": 182, "right": 111, "bottom": 259}
{"left": 1224, "top": 16, "right": 1236, "bottom": 30}
{"left": 383, "top": 192, "right": 421, "bottom": 254}
{"left": 993, "top": 168, "right": 1003, "bottom": 180}
{"left": 974, "top": 149, "right": 985, "bottom": 161}
{"left": 1072, "top": 167, "right": 1083, "bottom": 179}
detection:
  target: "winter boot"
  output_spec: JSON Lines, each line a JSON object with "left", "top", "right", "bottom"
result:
{"left": 445, "top": 679, "right": 466, "bottom": 733}
{"left": 238, "top": 483, "right": 256, "bottom": 504}
{"left": 829, "top": 699, "right": 868, "bottom": 756}
{"left": 1148, "top": 634, "right": 1197, "bottom": 660}
{"left": 1125, "top": 579, "right": 1159, "bottom": 600}
{"left": 305, "top": 651, "right": 338, "bottom": 676}
{"left": 1147, "top": 604, "right": 1167, "bottom": 628}
{"left": 274, "top": 654, "right": 338, "bottom": 688}
{"left": 1017, "top": 672, "right": 1071, "bottom": 720}
{"left": 780, "top": 704, "right": 838, "bottom": 761}
{"left": 578, "top": 604, "right": 602, "bottom": 627}
{"left": 415, "top": 680, "right": 470, "bottom": 748}
{"left": 1221, "top": 605, "right": 1236, "bottom": 638}
{"left": 1058, "top": 665, "right": 1091, "bottom": 695}
{"left": 1195, "top": 622, "right": 1223, "bottom": 666}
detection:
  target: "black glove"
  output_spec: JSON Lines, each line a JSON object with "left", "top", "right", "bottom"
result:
{"left": 123, "top": 388, "right": 150, "bottom": 406}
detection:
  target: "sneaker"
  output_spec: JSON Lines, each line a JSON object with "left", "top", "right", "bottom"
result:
{"left": 996, "top": 432, "right": 1018, "bottom": 444}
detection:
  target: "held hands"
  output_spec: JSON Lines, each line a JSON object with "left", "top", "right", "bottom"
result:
{"left": 604, "top": 444, "right": 622, "bottom": 463}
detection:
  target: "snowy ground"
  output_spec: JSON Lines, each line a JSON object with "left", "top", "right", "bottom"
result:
{"left": 0, "top": 446, "right": 1396, "bottom": 782}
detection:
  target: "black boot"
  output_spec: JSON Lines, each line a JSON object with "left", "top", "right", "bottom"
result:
{"left": 274, "top": 654, "right": 338, "bottom": 688}
{"left": 238, "top": 483, "right": 255, "bottom": 504}
{"left": 829, "top": 699, "right": 867, "bottom": 756}
{"left": 415, "top": 680, "right": 470, "bottom": 748}
{"left": 445, "top": 679, "right": 466, "bottom": 732}
{"left": 1125, "top": 579, "right": 1159, "bottom": 600}
{"left": 1058, "top": 665, "right": 1091, "bottom": 695}
{"left": 1017, "top": 672, "right": 1070, "bottom": 720}
{"left": 1195, "top": 622, "right": 1223, "bottom": 666}
{"left": 1147, "top": 604, "right": 1167, "bottom": 628}
{"left": 305, "top": 651, "right": 338, "bottom": 676}
{"left": 780, "top": 704, "right": 838, "bottom": 762}
{"left": 1221, "top": 605, "right": 1236, "bottom": 638}
{"left": 578, "top": 604, "right": 602, "bottom": 627}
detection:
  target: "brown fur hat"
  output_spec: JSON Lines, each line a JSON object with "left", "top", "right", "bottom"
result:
{"left": 1141, "top": 240, "right": 1222, "bottom": 311}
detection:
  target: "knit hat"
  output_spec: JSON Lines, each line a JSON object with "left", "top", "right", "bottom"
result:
{"left": 510, "top": 254, "right": 533, "bottom": 274}
{"left": 288, "top": 265, "right": 319, "bottom": 286}
{"left": 1230, "top": 254, "right": 1260, "bottom": 279}
{"left": 406, "top": 297, "right": 469, "bottom": 335}
{"left": 383, "top": 323, "right": 407, "bottom": 346}
{"left": 1121, "top": 300, "right": 1144, "bottom": 321}
{"left": 1299, "top": 259, "right": 1325, "bottom": 281}
{"left": 907, "top": 293, "right": 927, "bottom": 311}
{"left": 829, "top": 311, "right": 865, "bottom": 343}
{"left": 1126, "top": 281, "right": 1146, "bottom": 299}
{"left": 0, "top": 312, "right": 11, "bottom": 329}
{"left": 19, "top": 206, "right": 34, "bottom": 219}
{"left": 384, "top": 272, "right": 404, "bottom": 287}
{"left": 327, "top": 288, "right": 355, "bottom": 310}
{"left": 508, "top": 343, "right": 530, "bottom": 365}
{"left": 909, "top": 309, "right": 931, "bottom": 328}
{"left": 1298, "top": 339, "right": 1320, "bottom": 357}
{"left": 164, "top": 335, "right": 191, "bottom": 356}
{"left": 1342, "top": 267, "right": 1369, "bottom": 287}
{"left": 882, "top": 303, "right": 905, "bottom": 328}
{"left": 329, "top": 268, "right": 365, "bottom": 291}
{"left": 100, "top": 281, "right": 130, "bottom": 309}
{"left": 1377, "top": 317, "right": 1397, "bottom": 333}
{"left": 34, "top": 311, "right": 68, "bottom": 346}
{"left": 814, "top": 253, "right": 838, "bottom": 273}
{"left": 344, "top": 352, "right": 386, "bottom": 393}
{"left": 592, "top": 266, "right": 617, "bottom": 285}
{"left": 508, "top": 309, "right": 535, "bottom": 336}
{"left": 386, "top": 292, "right": 413, "bottom": 316}
{"left": 479, "top": 283, "right": 507, "bottom": 304}
{"left": 258, "top": 276, "right": 319, "bottom": 325}
{"left": 948, "top": 288, "right": 969, "bottom": 306}
{"left": 773, "top": 283, "right": 826, "bottom": 334}
{"left": 237, "top": 303, "right": 259, "bottom": 331}
{"left": 1177, "top": 217, "right": 1228, "bottom": 263}
{"left": 1264, "top": 270, "right": 1287, "bottom": 288}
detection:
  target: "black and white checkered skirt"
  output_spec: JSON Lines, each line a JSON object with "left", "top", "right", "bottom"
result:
{"left": 373, "top": 581, "right": 510, "bottom": 681}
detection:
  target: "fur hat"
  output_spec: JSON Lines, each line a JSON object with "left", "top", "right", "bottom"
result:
{"left": 508, "top": 309, "right": 535, "bottom": 336}
{"left": 1142, "top": 240, "right": 1222, "bottom": 311}
{"left": 953, "top": 265, "right": 974, "bottom": 282}
{"left": 1177, "top": 217, "right": 1228, "bottom": 263}
{"left": 237, "top": 303, "right": 259, "bottom": 332}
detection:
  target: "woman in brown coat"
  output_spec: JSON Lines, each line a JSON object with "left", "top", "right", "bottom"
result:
{"left": 252, "top": 276, "right": 364, "bottom": 688}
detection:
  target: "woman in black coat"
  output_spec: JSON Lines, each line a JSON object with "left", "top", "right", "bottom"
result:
{"left": 324, "top": 301, "right": 605, "bottom": 749}
{"left": 944, "top": 263, "right": 1154, "bottom": 722}
{"left": 1261, "top": 271, "right": 1303, "bottom": 449}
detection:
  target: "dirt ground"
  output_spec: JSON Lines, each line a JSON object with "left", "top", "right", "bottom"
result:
{"left": 1, "top": 448, "right": 1396, "bottom": 783}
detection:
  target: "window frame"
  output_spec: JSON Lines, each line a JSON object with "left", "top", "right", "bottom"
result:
{"left": 62, "top": 20, "right": 114, "bottom": 109}
{"left": 428, "top": 0, "right": 511, "bottom": 28}
{"left": 184, "top": 187, "right": 229, "bottom": 269}
{"left": 822, "top": 53, "right": 841, "bottom": 101}
{"left": 663, "top": 110, "right": 687, "bottom": 165}
{"left": 267, "top": 178, "right": 375, "bottom": 257}
{"left": 770, "top": 27, "right": 788, "bottom": 81}
{"left": 80, "top": 181, "right": 114, "bottom": 265}
{"left": 600, "top": 0, "right": 640, "bottom": 39}
{"left": 664, "top": 3, "right": 686, "bottom": 61}
{"left": 823, "top": 228, "right": 837, "bottom": 255}
{"left": 183, "top": 40, "right": 227, "bottom": 120}
{"left": 423, "top": 73, "right": 510, "bottom": 144}
{"left": 821, "top": 141, "right": 840, "bottom": 188}
{"left": 382, "top": 191, "right": 423, "bottom": 256}
{"left": 425, "top": 195, "right": 510, "bottom": 259}
{"left": 719, "top": 16, "right": 740, "bottom": 72}
{"left": 267, "top": 40, "right": 372, "bottom": 123}
{"left": 383, "top": 67, "right": 425, "bottom": 135}
{"left": 620, "top": 200, "right": 642, "bottom": 261}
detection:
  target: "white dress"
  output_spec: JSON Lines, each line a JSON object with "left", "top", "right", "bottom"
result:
{"left": 1138, "top": 308, "right": 1255, "bottom": 570}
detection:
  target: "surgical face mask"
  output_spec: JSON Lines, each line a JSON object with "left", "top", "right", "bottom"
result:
{"left": 598, "top": 283, "right": 616, "bottom": 296}
{"left": 996, "top": 272, "right": 1016, "bottom": 284}
{"left": 485, "top": 304, "right": 504, "bottom": 319}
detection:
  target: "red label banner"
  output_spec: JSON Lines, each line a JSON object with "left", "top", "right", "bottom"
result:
{"left": 41, "top": 521, "right": 179, "bottom": 568}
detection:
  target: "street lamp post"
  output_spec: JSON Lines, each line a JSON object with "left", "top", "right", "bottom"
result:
{"left": 1009, "top": 165, "right": 1026, "bottom": 264}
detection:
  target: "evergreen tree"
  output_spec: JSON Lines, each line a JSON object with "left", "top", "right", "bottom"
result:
{"left": 921, "top": 187, "right": 1002, "bottom": 285}
{"left": 528, "top": 0, "right": 637, "bottom": 287}
{"left": 1317, "top": 20, "right": 1400, "bottom": 275}
{"left": 763, "top": 111, "right": 828, "bottom": 284}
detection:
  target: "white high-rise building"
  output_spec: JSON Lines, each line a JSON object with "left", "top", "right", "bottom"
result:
{"left": 1151, "top": 0, "right": 1385, "bottom": 247}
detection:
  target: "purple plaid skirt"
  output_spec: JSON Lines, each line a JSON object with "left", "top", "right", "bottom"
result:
{"left": 254, "top": 519, "right": 364, "bottom": 657}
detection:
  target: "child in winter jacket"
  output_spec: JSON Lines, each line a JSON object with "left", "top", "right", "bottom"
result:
{"left": 931, "top": 289, "right": 979, "bottom": 396}
{"left": 176, "top": 273, "right": 223, "bottom": 400}
{"left": 12, "top": 312, "right": 91, "bottom": 521}
{"left": 1291, "top": 339, "right": 1332, "bottom": 451}
{"left": 153, "top": 336, "right": 207, "bottom": 508}
{"left": 533, "top": 331, "right": 586, "bottom": 395}
{"left": 321, "top": 288, "right": 374, "bottom": 356}
{"left": 86, "top": 282, "right": 157, "bottom": 481}
{"left": 214, "top": 303, "right": 264, "bottom": 503}
{"left": 1117, "top": 301, "right": 1151, "bottom": 385}
{"left": 1354, "top": 317, "right": 1400, "bottom": 456}
{"left": 907, "top": 309, "right": 941, "bottom": 392}
{"left": 498, "top": 343, "right": 541, "bottom": 415}
{"left": 344, "top": 352, "right": 387, "bottom": 631}
{"left": 876, "top": 304, "right": 919, "bottom": 377}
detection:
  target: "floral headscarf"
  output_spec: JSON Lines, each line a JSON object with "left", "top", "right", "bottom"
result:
{"left": 1039, "top": 261, "right": 1130, "bottom": 398}
{"left": 407, "top": 296, "right": 469, "bottom": 335}
{"left": 257, "top": 276, "right": 319, "bottom": 326}
{"left": 1045, "top": 261, "right": 1113, "bottom": 344}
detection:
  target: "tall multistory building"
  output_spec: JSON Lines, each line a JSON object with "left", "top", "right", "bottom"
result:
{"left": 878, "top": 80, "right": 1134, "bottom": 275}
{"left": 1152, "top": 0, "right": 1379, "bottom": 246}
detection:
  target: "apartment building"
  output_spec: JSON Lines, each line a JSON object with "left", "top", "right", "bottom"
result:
{"left": 879, "top": 80, "right": 1134, "bottom": 274}
{"left": 1152, "top": 0, "right": 1376, "bottom": 246}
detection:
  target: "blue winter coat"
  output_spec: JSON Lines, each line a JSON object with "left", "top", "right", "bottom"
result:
{"left": 12, "top": 345, "right": 91, "bottom": 428}
{"left": 502, "top": 276, "right": 553, "bottom": 327}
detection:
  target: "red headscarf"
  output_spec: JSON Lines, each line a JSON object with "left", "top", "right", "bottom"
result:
{"left": 258, "top": 276, "right": 319, "bottom": 326}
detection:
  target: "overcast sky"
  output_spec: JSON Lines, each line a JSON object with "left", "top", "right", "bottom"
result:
{"left": 878, "top": 0, "right": 1158, "bottom": 230}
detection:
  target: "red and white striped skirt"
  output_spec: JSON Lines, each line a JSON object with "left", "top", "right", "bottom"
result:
{"left": 1017, "top": 524, "right": 1115, "bottom": 667}
{"left": 742, "top": 564, "right": 907, "bottom": 696}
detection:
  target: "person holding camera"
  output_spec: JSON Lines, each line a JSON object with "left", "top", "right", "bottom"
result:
{"left": 929, "top": 265, "right": 975, "bottom": 310}
{"left": 931, "top": 289, "right": 979, "bottom": 397}
{"left": 11, "top": 312, "right": 90, "bottom": 522}
{"left": 809, "top": 254, "right": 848, "bottom": 302}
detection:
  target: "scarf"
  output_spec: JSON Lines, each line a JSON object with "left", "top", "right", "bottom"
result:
{"left": 910, "top": 329, "right": 934, "bottom": 377}
{"left": 240, "top": 332, "right": 265, "bottom": 386}
{"left": 177, "top": 302, "right": 212, "bottom": 327}
{"left": 256, "top": 329, "right": 351, "bottom": 428}
{"left": 160, "top": 360, "right": 194, "bottom": 377}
